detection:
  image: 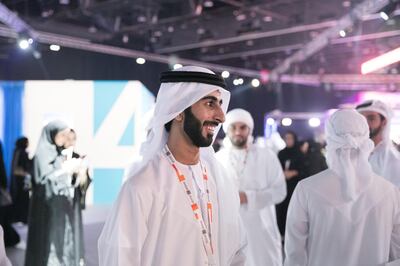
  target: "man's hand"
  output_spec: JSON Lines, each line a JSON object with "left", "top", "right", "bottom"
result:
{"left": 239, "top": 191, "right": 248, "bottom": 205}
{"left": 284, "top": 170, "right": 298, "bottom": 180}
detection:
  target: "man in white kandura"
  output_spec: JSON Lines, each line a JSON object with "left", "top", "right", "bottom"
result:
{"left": 0, "top": 226, "right": 11, "bottom": 266}
{"left": 356, "top": 100, "right": 400, "bottom": 187}
{"left": 216, "top": 108, "right": 286, "bottom": 266}
{"left": 98, "top": 66, "right": 247, "bottom": 266}
{"left": 285, "top": 109, "right": 400, "bottom": 266}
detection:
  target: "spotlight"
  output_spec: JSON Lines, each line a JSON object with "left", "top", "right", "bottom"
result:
{"left": 233, "top": 79, "right": 240, "bottom": 86}
{"left": 380, "top": 11, "right": 390, "bottom": 21}
{"left": 33, "top": 50, "right": 41, "bottom": 59}
{"left": 379, "top": 1, "right": 398, "bottom": 21}
{"left": 251, "top": 78, "right": 260, "bottom": 88}
{"left": 281, "top": 118, "right": 292, "bottom": 127}
{"left": 266, "top": 118, "right": 275, "bottom": 125}
{"left": 263, "top": 16, "right": 272, "bottom": 22}
{"left": 308, "top": 118, "right": 321, "bottom": 127}
{"left": 49, "top": 44, "right": 60, "bottom": 51}
{"left": 173, "top": 63, "right": 183, "bottom": 70}
{"left": 122, "top": 35, "right": 129, "bottom": 43}
{"left": 136, "top": 58, "right": 146, "bottom": 64}
{"left": 237, "top": 78, "right": 244, "bottom": 85}
{"left": 18, "top": 39, "right": 30, "bottom": 50}
{"left": 361, "top": 46, "right": 400, "bottom": 74}
{"left": 339, "top": 30, "right": 346, "bottom": 37}
{"left": 204, "top": 0, "right": 214, "bottom": 7}
{"left": 221, "top": 71, "right": 230, "bottom": 78}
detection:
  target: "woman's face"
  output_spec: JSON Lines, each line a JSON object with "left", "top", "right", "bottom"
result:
{"left": 54, "top": 128, "right": 70, "bottom": 147}
{"left": 284, "top": 133, "right": 295, "bottom": 148}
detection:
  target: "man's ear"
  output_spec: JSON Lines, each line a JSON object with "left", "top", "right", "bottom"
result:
{"left": 175, "top": 112, "right": 184, "bottom": 122}
{"left": 382, "top": 118, "right": 387, "bottom": 127}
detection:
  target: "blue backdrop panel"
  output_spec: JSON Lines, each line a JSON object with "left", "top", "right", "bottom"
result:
{"left": 0, "top": 81, "right": 24, "bottom": 184}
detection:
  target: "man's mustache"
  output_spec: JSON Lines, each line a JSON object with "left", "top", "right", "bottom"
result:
{"left": 203, "top": 121, "right": 219, "bottom": 127}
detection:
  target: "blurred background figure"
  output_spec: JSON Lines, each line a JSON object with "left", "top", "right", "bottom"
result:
{"left": 356, "top": 100, "right": 400, "bottom": 188}
{"left": 10, "top": 137, "right": 33, "bottom": 224}
{"left": 63, "top": 129, "right": 91, "bottom": 266}
{"left": 0, "top": 141, "right": 21, "bottom": 248}
{"left": 0, "top": 225, "right": 12, "bottom": 266}
{"left": 284, "top": 109, "right": 400, "bottom": 266}
{"left": 25, "top": 121, "right": 85, "bottom": 266}
{"left": 217, "top": 108, "right": 286, "bottom": 266}
{"left": 275, "top": 131, "right": 305, "bottom": 238}
{"left": 299, "top": 139, "right": 328, "bottom": 177}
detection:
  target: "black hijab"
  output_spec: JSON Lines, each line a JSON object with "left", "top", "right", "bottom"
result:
{"left": 278, "top": 131, "right": 304, "bottom": 170}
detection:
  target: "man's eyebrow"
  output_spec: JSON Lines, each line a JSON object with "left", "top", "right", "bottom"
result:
{"left": 201, "top": 96, "right": 223, "bottom": 104}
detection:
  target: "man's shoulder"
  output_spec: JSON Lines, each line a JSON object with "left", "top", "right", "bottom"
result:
{"left": 251, "top": 145, "right": 278, "bottom": 160}
{"left": 124, "top": 153, "right": 167, "bottom": 188}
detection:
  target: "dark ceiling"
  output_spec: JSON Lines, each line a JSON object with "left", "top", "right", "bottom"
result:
{"left": 0, "top": 0, "right": 399, "bottom": 80}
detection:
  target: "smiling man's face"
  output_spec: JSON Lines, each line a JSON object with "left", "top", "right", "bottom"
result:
{"left": 183, "top": 90, "right": 225, "bottom": 147}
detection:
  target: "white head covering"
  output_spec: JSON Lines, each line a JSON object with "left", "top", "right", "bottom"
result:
{"left": 356, "top": 100, "right": 393, "bottom": 144}
{"left": 222, "top": 108, "right": 254, "bottom": 148}
{"left": 222, "top": 108, "right": 254, "bottom": 133}
{"left": 325, "top": 109, "right": 374, "bottom": 201}
{"left": 126, "top": 66, "right": 230, "bottom": 178}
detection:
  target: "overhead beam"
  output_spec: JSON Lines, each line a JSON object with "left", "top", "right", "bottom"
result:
{"left": 269, "top": 0, "right": 392, "bottom": 79}
{"left": 202, "top": 29, "right": 400, "bottom": 61}
{"left": 0, "top": 24, "right": 259, "bottom": 77}
{"left": 217, "top": 0, "right": 288, "bottom": 22}
{"left": 156, "top": 8, "right": 399, "bottom": 54}
{"left": 0, "top": 2, "right": 36, "bottom": 37}
{"left": 156, "top": 20, "right": 336, "bottom": 54}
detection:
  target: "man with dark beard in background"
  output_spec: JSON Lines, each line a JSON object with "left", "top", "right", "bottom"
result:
{"left": 356, "top": 100, "right": 400, "bottom": 187}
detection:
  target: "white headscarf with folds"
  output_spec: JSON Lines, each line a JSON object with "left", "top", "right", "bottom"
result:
{"left": 222, "top": 108, "right": 254, "bottom": 148}
{"left": 356, "top": 100, "right": 394, "bottom": 144}
{"left": 126, "top": 66, "right": 230, "bottom": 178}
{"left": 325, "top": 109, "right": 375, "bottom": 201}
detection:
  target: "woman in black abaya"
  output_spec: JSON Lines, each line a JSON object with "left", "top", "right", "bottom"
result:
{"left": 10, "top": 137, "right": 33, "bottom": 224}
{"left": 275, "top": 131, "right": 306, "bottom": 238}
{"left": 25, "top": 121, "right": 83, "bottom": 266}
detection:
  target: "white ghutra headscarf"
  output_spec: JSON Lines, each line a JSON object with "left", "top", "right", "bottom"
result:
{"left": 222, "top": 108, "right": 254, "bottom": 148}
{"left": 125, "top": 66, "right": 230, "bottom": 178}
{"left": 325, "top": 109, "right": 375, "bottom": 201}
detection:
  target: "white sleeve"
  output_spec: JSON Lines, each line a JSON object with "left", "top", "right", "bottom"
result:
{"left": 0, "top": 226, "right": 11, "bottom": 266}
{"left": 284, "top": 184, "right": 309, "bottom": 266}
{"left": 98, "top": 182, "right": 153, "bottom": 266}
{"left": 245, "top": 150, "right": 287, "bottom": 211}
{"left": 390, "top": 189, "right": 400, "bottom": 260}
{"left": 230, "top": 217, "right": 248, "bottom": 266}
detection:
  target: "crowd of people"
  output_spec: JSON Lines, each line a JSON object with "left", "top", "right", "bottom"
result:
{"left": 1, "top": 65, "right": 400, "bottom": 266}
{"left": 0, "top": 124, "right": 90, "bottom": 266}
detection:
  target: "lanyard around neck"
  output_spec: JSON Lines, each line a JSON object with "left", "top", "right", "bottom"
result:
{"left": 163, "top": 145, "right": 215, "bottom": 263}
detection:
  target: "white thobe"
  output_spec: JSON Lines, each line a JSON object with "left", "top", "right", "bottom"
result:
{"left": 285, "top": 169, "right": 400, "bottom": 266}
{"left": 369, "top": 141, "right": 400, "bottom": 187}
{"left": 0, "top": 226, "right": 11, "bottom": 266}
{"left": 216, "top": 145, "right": 286, "bottom": 266}
{"left": 98, "top": 151, "right": 246, "bottom": 266}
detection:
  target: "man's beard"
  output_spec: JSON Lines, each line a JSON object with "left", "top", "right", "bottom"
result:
{"left": 183, "top": 108, "right": 218, "bottom": 147}
{"left": 370, "top": 124, "right": 384, "bottom": 139}
{"left": 230, "top": 135, "right": 247, "bottom": 148}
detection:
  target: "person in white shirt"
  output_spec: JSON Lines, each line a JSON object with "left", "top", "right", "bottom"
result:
{"left": 216, "top": 108, "right": 286, "bottom": 266}
{"left": 98, "top": 66, "right": 247, "bottom": 266}
{"left": 284, "top": 109, "right": 400, "bottom": 266}
{"left": 0, "top": 225, "right": 11, "bottom": 266}
{"left": 356, "top": 100, "right": 400, "bottom": 187}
